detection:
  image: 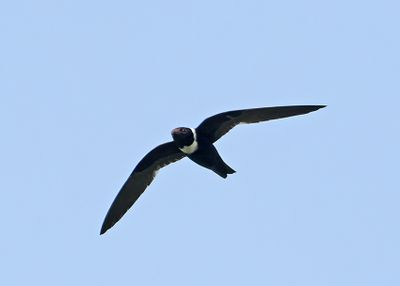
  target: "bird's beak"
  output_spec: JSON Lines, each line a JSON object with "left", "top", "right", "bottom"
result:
{"left": 171, "top": 128, "right": 179, "bottom": 136}
{"left": 171, "top": 128, "right": 180, "bottom": 136}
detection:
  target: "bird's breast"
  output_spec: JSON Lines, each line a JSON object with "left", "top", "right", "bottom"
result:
{"left": 179, "top": 139, "right": 199, "bottom": 154}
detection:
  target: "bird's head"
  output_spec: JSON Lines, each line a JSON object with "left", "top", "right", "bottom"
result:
{"left": 171, "top": 127, "right": 195, "bottom": 148}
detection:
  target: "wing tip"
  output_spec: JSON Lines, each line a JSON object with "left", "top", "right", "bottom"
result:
{"left": 100, "top": 219, "right": 115, "bottom": 235}
{"left": 309, "top": 104, "right": 326, "bottom": 109}
{"left": 305, "top": 104, "right": 327, "bottom": 113}
{"left": 100, "top": 224, "right": 108, "bottom": 235}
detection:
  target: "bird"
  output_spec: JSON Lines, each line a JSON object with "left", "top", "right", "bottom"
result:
{"left": 100, "top": 105, "right": 326, "bottom": 234}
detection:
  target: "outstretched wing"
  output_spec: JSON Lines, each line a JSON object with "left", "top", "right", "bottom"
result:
{"left": 100, "top": 142, "right": 185, "bottom": 235}
{"left": 196, "top": 105, "right": 326, "bottom": 143}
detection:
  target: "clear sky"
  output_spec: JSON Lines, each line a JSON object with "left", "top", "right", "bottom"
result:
{"left": 1, "top": 0, "right": 399, "bottom": 285}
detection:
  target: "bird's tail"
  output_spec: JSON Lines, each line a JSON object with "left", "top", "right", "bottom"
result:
{"left": 214, "top": 163, "right": 236, "bottom": 179}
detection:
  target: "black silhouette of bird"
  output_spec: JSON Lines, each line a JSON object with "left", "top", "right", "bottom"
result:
{"left": 100, "top": 105, "right": 325, "bottom": 234}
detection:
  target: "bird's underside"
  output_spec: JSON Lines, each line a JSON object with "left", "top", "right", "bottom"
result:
{"left": 186, "top": 142, "right": 236, "bottom": 178}
{"left": 100, "top": 105, "right": 326, "bottom": 235}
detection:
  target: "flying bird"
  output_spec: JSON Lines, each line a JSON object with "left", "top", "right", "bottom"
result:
{"left": 100, "top": 105, "right": 325, "bottom": 234}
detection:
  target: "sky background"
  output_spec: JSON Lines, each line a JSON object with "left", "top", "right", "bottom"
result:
{"left": 1, "top": 0, "right": 399, "bottom": 285}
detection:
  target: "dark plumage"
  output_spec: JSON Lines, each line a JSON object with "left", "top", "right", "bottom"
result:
{"left": 100, "top": 105, "right": 325, "bottom": 234}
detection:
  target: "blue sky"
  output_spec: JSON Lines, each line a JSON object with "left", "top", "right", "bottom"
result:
{"left": 1, "top": 0, "right": 399, "bottom": 285}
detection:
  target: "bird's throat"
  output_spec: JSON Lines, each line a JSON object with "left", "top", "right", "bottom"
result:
{"left": 179, "top": 140, "right": 198, "bottom": 154}
{"left": 179, "top": 128, "right": 199, "bottom": 154}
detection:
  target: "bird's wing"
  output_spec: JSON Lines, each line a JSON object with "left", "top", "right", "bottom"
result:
{"left": 100, "top": 141, "right": 185, "bottom": 235}
{"left": 196, "top": 105, "right": 326, "bottom": 143}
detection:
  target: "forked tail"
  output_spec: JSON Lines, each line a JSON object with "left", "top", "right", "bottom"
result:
{"left": 213, "top": 162, "right": 236, "bottom": 179}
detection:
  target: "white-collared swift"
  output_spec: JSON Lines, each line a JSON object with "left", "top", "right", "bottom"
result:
{"left": 100, "top": 105, "right": 326, "bottom": 234}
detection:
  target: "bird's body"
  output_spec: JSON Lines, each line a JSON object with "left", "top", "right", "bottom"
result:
{"left": 100, "top": 105, "right": 326, "bottom": 235}
{"left": 186, "top": 130, "right": 235, "bottom": 178}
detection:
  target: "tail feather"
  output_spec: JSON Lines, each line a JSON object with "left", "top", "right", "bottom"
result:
{"left": 213, "top": 163, "right": 236, "bottom": 178}
{"left": 225, "top": 164, "right": 236, "bottom": 175}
